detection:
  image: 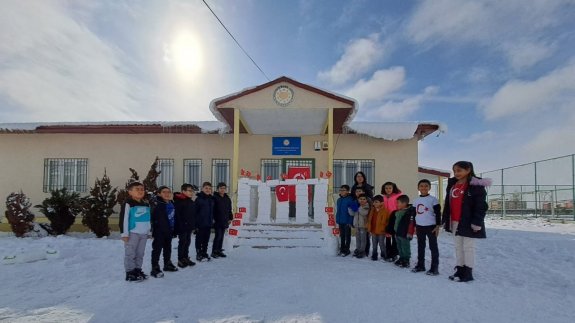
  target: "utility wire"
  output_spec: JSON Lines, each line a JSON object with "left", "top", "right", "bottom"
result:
{"left": 202, "top": 0, "right": 271, "bottom": 81}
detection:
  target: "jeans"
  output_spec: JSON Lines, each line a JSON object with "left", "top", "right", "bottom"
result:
{"left": 416, "top": 225, "right": 439, "bottom": 270}
{"left": 212, "top": 227, "right": 226, "bottom": 253}
{"left": 339, "top": 223, "right": 351, "bottom": 253}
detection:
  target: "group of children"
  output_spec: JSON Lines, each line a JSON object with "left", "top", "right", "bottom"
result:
{"left": 119, "top": 181, "right": 233, "bottom": 282}
{"left": 336, "top": 161, "right": 489, "bottom": 282}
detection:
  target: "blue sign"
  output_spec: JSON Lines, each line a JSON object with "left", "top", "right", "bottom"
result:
{"left": 272, "top": 137, "right": 301, "bottom": 155}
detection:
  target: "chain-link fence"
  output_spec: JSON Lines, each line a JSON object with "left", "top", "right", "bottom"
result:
{"left": 479, "top": 154, "right": 575, "bottom": 220}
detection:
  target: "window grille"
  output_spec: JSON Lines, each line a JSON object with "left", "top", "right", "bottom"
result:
{"left": 43, "top": 158, "right": 88, "bottom": 192}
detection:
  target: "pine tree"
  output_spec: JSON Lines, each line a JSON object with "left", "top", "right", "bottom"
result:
{"left": 81, "top": 171, "right": 118, "bottom": 237}
{"left": 116, "top": 168, "right": 140, "bottom": 206}
{"left": 143, "top": 156, "right": 161, "bottom": 197}
{"left": 35, "top": 188, "right": 82, "bottom": 235}
{"left": 5, "top": 191, "right": 35, "bottom": 237}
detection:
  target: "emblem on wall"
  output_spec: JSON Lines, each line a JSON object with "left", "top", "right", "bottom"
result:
{"left": 273, "top": 85, "right": 294, "bottom": 107}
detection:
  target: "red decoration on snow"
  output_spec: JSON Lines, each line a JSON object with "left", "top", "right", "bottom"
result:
{"left": 325, "top": 207, "right": 334, "bottom": 213}
{"left": 276, "top": 185, "right": 289, "bottom": 202}
{"left": 328, "top": 219, "right": 335, "bottom": 227}
{"left": 328, "top": 213, "right": 335, "bottom": 221}
{"left": 234, "top": 213, "right": 243, "bottom": 219}
{"left": 256, "top": 174, "right": 261, "bottom": 181}
{"left": 266, "top": 175, "right": 272, "bottom": 181}
{"left": 238, "top": 207, "right": 246, "bottom": 213}
{"left": 241, "top": 169, "right": 246, "bottom": 176}
{"left": 232, "top": 220, "right": 241, "bottom": 227}
{"left": 319, "top": 171, "right": 324, "bottom": 178}
{"left": 325, "top": 171, "right": 332, "bottom": 179}
{"left": 332, "top": 228, "right": 340, "bottom": 235}
{"left": 246, "top": 171, "right": 252, "bottom": 178}
{"left": 228, "top": 228, "right": 238, "bottom": 236}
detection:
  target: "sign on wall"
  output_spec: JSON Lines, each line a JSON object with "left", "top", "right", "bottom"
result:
{"left": 272, "top": 137, "right": 301, "bottom": 155}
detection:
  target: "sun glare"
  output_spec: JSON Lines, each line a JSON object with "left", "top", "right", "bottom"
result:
{"left": 164, "top": 30, "right": 203, "bottom": 80}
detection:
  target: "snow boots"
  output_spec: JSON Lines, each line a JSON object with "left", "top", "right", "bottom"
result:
{"left": 196, "top": 253, "right": 211, "bottom": 262}
{"left": 125, "top": 269, "right": 143, "bottom": 282}
{"left": 449, "top": 265, "right": 474, "bottom": 282}
{"left": 178, "top": 257, "right": 196, "bottom": 268}
{"left": 151, "top": 265, "right": 164, "bottom": 278}
{"left": 411, "top": 264, "right": 426, "bottom": 273}
{"left": 163, "top": 261, "right": 178, "bottom": 272}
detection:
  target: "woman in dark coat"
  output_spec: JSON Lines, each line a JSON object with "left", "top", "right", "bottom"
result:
{"left": 350, "top": 171, "right": 374, "bottom": 255}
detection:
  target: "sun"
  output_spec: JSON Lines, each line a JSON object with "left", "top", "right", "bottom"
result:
{"left": 164, "top": 30, "right": 203, "bottom": 80}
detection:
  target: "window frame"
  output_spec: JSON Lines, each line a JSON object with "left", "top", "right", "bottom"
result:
{"left": 43, "top": 158, "right": 88, "bottom": 193}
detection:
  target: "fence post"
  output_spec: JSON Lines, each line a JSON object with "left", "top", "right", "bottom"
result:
{"left": 534, "top": 161, "right": 538, "bottom": 218}
{"left": 501, "top": 169, "right": 505, "bottom": 217}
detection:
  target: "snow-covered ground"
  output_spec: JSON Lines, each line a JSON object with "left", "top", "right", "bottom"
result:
{"left": 1, "top": 218, "right": 574, "bottom": 323}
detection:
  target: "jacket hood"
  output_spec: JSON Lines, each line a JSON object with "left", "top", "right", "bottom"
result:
{"left": 174, "top": 192, "right": 189, "bottom": 200}
{"left": 470, "top": 177, "right": 492, "bottom": 187}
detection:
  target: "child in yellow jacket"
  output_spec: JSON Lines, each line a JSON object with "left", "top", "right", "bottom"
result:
{"left": 367, "top": 195, "right": 390, "bottom": 261}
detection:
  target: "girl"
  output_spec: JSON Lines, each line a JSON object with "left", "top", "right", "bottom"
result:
{"left": 442, "top": 161, "right": 490, "bottom": 282}
{"left": 351, "top": 171, "right": 374, "bottom": 255}
{"left": 382, "top": 182, "right": 402, "bottom": 262}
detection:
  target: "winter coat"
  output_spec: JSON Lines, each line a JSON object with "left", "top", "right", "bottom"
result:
{"left": 366, "top": 206, "right": 390, "bottom": 235}
{"left": 195, "top": 192, "right": 215, "bottom": 229}
{"left": 173, "top": 192, "right": 196, "bottom": 234}
{"left": 442, "top": 177, "right": 490, "bottom": 239}
{"left": 383, "top": 191, "right": 402, "bottom": 213}
{"left": 351, "top": 183, "right": 374, "bottom": 199}
{"left": 119, "top": 198, "right": 151, "bottom": 237}
{"left": 151, "top": 198, "right": 175, "bottom": 238}
{"left": 386, "top": 206, "right": 416, "bottom": 239}
{"left": 350, "top": 203, "right": 370, "bottom": 229}
{"left": 336, "top": 195, "right": 354, "bottom": 225}
{"left": 213, "top": 193, "right": 233, "bottom": 229}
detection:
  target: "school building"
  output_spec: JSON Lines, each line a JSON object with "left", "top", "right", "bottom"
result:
{"left": 0, "top": 76, "right": 446, "bottom": 228}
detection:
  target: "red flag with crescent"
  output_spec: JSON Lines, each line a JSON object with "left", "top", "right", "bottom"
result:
{"left": 276, "top": 185, "right": 289, "bottom": 202}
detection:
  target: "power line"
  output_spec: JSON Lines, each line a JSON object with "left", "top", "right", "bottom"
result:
{"left": 201, "top": 0, "right": 271, "bottom": 81}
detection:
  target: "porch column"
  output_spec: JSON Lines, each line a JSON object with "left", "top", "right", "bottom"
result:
{"left": 232, "top": 108, "right": 240, "bottom": 212}
{"left": 328, "top": 108, "right": 334, "bottom": 207}
{"left": 438, "top": 175, "right": 444, "bottom": 208}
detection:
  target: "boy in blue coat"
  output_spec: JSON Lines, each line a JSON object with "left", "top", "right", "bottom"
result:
{"left": 336, "top": 185, "right": 354, "bottom": 256}
{"left": 150, "top": 186, "right": 178, "bottom": 278}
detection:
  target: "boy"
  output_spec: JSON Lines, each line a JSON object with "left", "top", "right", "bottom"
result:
{"left": 119, "top": 181, "right": 151, "bottom": 282}
{"left": 212, "top": 182, "right": 233, "bottom": 258}
{"left": 335, "top": 185, "right": 354, "bottom": 256}
{"left": 195, "top": 182, "right": 215, "bottom": 261}
{"left": 349, "top": 194, "right": 370, "bottom": 258}
{"left": 351, "top": 187, "right": 371, "bottom": 255}
{"left": 412, "top": 179, "right": 441, "bottom": 275}
{"left": 150, "top": 186, "right": 178, "bottom": 278}
{"left": 366, "top": 195, "right": 390, "bottom": 261}
{"left": 386, "top": 195, "right": 415, "bottom": 268}
{"left": 174, "top": 183, "right": 198, "bottom": 268}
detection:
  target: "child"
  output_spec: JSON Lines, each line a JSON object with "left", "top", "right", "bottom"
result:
{"left": 386, "top": 195, "right": 415, "bottom": 268}
{"left": 119, "top": 181, "right": 151, "bottom": 282}
{"left": 212, "top": 182, "right": 233, "bottom": 258}
{"left": 174, "top": 183, "right": 197, "bottom": 268}
{"left": 351, "top": 187, "right": 372, "bottom": 256}
{"left": 366, "top": 195, "right": 390, "bottom": 261}
{"left": 412, "top": 179, "right": 441, "bottom": 275}
{"left": 335, "top": 185, "right": 354, "bottom": 256}
{"left": 349, "top": 194, "right": 370, "bottom": 258}
{"left": 195, "top": 182, "right": 215, "bottom": 262}
{"left": 382, "top": 182, "right": 402, "bottom": 262}
{"left": 442, "top": 161, "right": 490, "bottom": 282}
{"left": 150, "top": 186, "right": 178, "bottom": 278}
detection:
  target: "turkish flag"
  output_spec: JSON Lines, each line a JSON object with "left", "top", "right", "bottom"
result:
{"left": 332, "top": 228, "right": 340, "bottom": 235}
{"left": 234, "top": 213, "right": 243, "bottom": 219}
{"left": 287, "top": 167, "right": 311, "bottom": 202}
{"left": 276, "top": 185, "right": 289, "bottom": 202}
{"left": 232, "top": 219, "right": 241, "bottom": 227}
{"left": 325, "top": 207, "right": 334, "bottom": 213}
{"left": 328, "top": 219, "right": 336, "bottom": 227}
{"left": 238, "top": 207, "right": 246, "bottom": 213}
{"left": 228, "top": 228, "right": 238, "bottom": 236}
{"left": 328, "top": 213, "right": 335, "bottom": 222}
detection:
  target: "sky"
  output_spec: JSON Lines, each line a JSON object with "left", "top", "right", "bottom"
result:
{"left": 0, "top": 0, "right": 574, "bottom": 173}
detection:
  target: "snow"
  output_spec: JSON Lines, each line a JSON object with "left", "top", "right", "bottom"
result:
{"left": 346, "top": 121, "right": 446, "bottom": 141}
{"left": 1, "top": 218, "right": 574, "bottom": 323}
{"left": 0, "top": 121, "right": 227, "bottom": 134}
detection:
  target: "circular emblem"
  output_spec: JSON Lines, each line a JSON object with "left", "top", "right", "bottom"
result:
{"left": 273, "top": 85, "right": 294, "bottom": 107}
{"left": 283, "top": 139, "right": 290, "bottom": 146}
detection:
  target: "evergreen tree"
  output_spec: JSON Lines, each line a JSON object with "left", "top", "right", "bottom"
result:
{"left": 35, "top": 188, "right": 82, "bottom": 235}
{"left": 143, "top": 156, "right": 161, "bottom": 198}
{"left": 5, "top": 191, "right": 35, "bottom": 237}
{"left": 116, "top": 168, "right": 140, "bottom": 206}
{"left": 81, "top": 171, "right": 118, "bottom": 237}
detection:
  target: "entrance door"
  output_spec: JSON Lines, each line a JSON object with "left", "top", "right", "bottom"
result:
{"left": 282, "top": 158, "right": 315, "bottom": 220}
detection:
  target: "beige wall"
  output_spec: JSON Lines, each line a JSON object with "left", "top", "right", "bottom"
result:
{"left": 0, "top": 132, "right": 419, "bottom": 218}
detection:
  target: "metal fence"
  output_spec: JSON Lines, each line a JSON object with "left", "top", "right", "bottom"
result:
{"left": 479, "top": 154, "right": 575, "bottom": 220}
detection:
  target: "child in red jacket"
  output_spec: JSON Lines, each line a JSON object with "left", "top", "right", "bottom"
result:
{"left": 386, "top": 195, "right": 415, "bottom": 268}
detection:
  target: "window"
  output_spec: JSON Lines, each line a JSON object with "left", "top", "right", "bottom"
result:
{"left": 183, "top": 159, "right": 202, "bottom": 187}
{"left": 261, "top": 159, "right": 281, "bottom": 181}
{"left": 43, "top": 158, "right": 88, "bottom": 192}
{"left": 212, "top": 159, "right": 230, "bottom": 186}
{"left": 333, "top": 159, "right": 375, "bottom": 189}
{"left": 156, "top": 159, "right": 174, "bottom": 189}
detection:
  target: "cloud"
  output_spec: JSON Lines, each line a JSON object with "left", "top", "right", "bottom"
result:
{"left": 0, "top": 0, "right": 139, "bottom": 122}
{"left": 318, "top": 34, "right": 387, "bottom": 85}
{"left": 344, "top": 67, "right": 405, "bottom": 107}
{"left": 364, "top": 86, "right": 438, "bottom": 121}
{"left": 406, "top": 0, "right": 572, "bottom": 69}
{"left": 482, "top": 61, "right": 575, "bottom": 120}
{"left": 458, "top": 130, "right": 496, "bottom": 144}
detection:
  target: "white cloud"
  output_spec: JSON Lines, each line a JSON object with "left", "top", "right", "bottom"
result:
{"left": 482, "top": 61, "right": 575, "bottom": 120}
{"left": 458, "top": 130, "right": 496, "bottom": 144}
{"left": 0, "top": 0, "right": 138, "bottom": 122}
{"left": 365, "top": 86, "right": 438, "bottom": 121}
{"left": 318, "top": 34, "right": 387, "bottom": 85}
{"left": 344, "top": 67, "right": 405, "bottom": 107}
{"left": 406, "top": 0, "right": 572, "bottom": 69}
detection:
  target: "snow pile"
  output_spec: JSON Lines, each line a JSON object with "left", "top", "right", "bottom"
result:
{"left": 347, "top": 121, "right": 446, "bottom": 141}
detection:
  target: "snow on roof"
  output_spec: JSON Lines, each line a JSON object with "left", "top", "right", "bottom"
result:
{"left": 346, "top": 121, "right": 446, "bottom": 141}
{"left": 0, "top": 121, "right": 227, "bottom": 134}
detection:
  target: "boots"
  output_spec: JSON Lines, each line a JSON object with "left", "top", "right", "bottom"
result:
{"left": 151, "top": 265, "right": 164, "bottom": 278}
{"left": 177, "top": 259, "right": 189, "bottom": 268}
{"left": 163, "top": 261, "right": 178, "bottom": 272}
{"left": 449, "top": 266, "right": 463, "bottom": 281}
{"left": 460, "top": 266, "right": 474, "bottom": 282}
{"left": 185, "top": 257, "right": 196, "bottom": 267}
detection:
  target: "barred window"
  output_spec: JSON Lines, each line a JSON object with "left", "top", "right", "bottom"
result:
{"left": 212, "top": 159, "right": 230, "bottom": 187}
{"left": 156, "top": 159, "right": 174, "bottom": 189}
{"left": 261, "top": 159, "right": 281, "bottom": 181}
{"left": 183, "top": 159, "right": 202, "bottom": 188}
{"left": 333, "top": 159, "right": 375, "bottom": 189}
{"left": 43, "top": 158, "right": 88, "bottom": 192}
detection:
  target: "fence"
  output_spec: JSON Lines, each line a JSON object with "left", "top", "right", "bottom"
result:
{"left": 479, "top": 154, "right": 575, "bottom": 220}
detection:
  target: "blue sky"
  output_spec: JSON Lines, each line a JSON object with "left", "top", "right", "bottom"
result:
{"left": 0, "top": 0, "right": 574, "bottom": 173}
